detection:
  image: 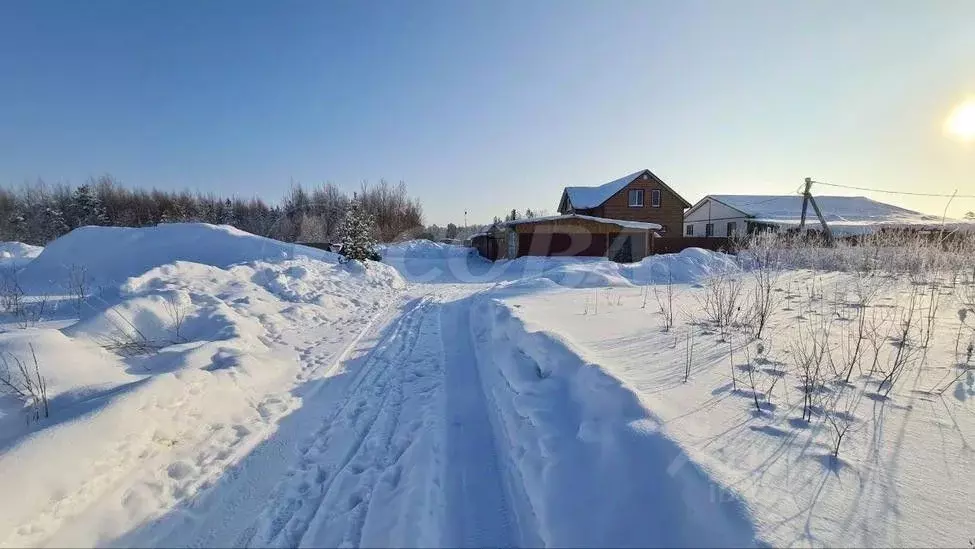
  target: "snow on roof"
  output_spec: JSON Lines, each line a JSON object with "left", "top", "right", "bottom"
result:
{"left": 505, "top": 213, "right": 661, "bottom": 231}
{"left": 704, "top": 194, "right": 965, "bottom": 234}
{"left": 563, "top": 170, "right": 646, "bottom": 209}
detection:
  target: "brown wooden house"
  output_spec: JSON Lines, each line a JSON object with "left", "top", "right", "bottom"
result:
{"left": 557, "top": 169, "right": 690, "bottom": 237}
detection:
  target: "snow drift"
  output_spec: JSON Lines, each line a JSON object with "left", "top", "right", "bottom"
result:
{"left": 470, "top": 296, "right": 758, "bottom": 547}
{"left": 0, "top": 241, "right": 42, "bottom": 268}
{"left": 502, "top": 248, "right": 740, "bottom": 289}
{"left": 378, "top": 239, "right": 473, "bottom": 260}
{"left": 19, "top": 223, "right": 346, "bottom": 289}
{"left": 0, "top": 224, "right": 405, "bottom": 547}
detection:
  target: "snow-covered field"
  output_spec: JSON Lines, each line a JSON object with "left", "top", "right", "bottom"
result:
{"left": 1, "top": 230, "right": 973, "bottom": 547}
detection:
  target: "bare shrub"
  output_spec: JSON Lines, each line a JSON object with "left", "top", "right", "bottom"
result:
{"left": 920, "top": 280, "right": 942, "bottom": 349}
{"left": 16, "top": 294, "right": 49, "bottom": 329}
{"left": 728, "top": 338, "right": 738, "bottom": 391}
{"left": 654, "top": 273, "right": 676, "bottom": 332}
{"left": 865, "top": 306, "right": 895, "bottom": 378}
{"left": 959, "top": 275, "right": 975, "bottom": 309}
{"left": 683, "top": 329, "right": 695, "bottom": 383}
{"left": 99, "top": 309, "right": 162, "bottom": 358}
{"left": 0, "top": 344, "right": 49, "bottom": 423}
{"left": 743, "top": 232, "right": 783, "bottom": 338}
{"left": 879, "top": 289, "right": 923, "bottom": 397}
{"left": 823, "top": 385, "right": 859, "bottom": 458}
{"left": 696, "top": 270, "right": 744, "bottom": 337}
{"left": 955, "top": 308, "right": 972, "bottom": 362}
{"left": 163, "top": 293, "right": 189, "bottom": 342}
{"left": 0, "top": 267, "right": 25, "bottom": 316}
{"left": 792, "top": 318, "right": 831, "bottom": 422}
{"left": 66, "top": 264, "right": 91, "bottom": 317}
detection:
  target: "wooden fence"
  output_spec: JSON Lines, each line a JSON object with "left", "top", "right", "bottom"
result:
{"left": 649, "top": 237, "right": 735, "bottom": 255}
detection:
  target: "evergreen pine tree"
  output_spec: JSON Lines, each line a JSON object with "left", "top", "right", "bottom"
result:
{"left": 338, "top": 196, "right": 378, "bottom": 262}
{"left": 70, "top": 184, "right": 108, "bottom": 228}
{"left": 41, "top": 207, "right": 69, "bottom": 241}
{"left": 220, "top": 198, "right": 237, "bottom": 226}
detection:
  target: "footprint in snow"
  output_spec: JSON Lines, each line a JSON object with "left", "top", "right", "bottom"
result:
{"left": 167, "top": 460, "right": 197, "bottom": 480}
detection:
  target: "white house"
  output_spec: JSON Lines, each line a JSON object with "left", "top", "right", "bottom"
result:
{"left": 683, "top": 195, "right": 962, "bottom": 237}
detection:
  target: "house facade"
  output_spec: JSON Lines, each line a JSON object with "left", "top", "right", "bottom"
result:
{"left": 557, "top": 169, "right": 690, "bottom": 237}
{"left": 682, "top": 197, "right": 751, "bottom": 237}
{"left": 684, "top": 194, "right": 957, "bottom": 237}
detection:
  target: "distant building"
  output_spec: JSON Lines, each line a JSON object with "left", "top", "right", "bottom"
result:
{"left": 683, "top": 195, "right": 965, "bottom": 237}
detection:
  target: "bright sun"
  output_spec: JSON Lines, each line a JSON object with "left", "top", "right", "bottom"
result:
{"left": 945, "top": 99, "right": 975, "bottom": 141}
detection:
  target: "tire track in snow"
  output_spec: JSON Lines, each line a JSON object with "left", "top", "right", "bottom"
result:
{"left": 440, "top": 297, "right": 517, "bottom": 547}
{"left": 247, "top": 295, "right": 445, "bottom": 548}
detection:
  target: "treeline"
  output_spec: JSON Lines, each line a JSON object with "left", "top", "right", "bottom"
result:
{"left": 491, "top": 208, "right": 549, "bottom": 225}
{"left": 0, "top": 176, "right": 424, "bottom": 246}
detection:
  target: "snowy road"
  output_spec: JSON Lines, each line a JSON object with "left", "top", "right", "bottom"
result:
{"left": 93, "top": 283, "right": 523, "bottom": 548}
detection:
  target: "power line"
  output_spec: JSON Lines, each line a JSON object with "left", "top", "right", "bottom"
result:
{"left": 810, "top": 180, "right": 975, "bottom": 199}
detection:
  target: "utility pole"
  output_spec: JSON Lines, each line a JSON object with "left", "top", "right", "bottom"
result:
{"left": 798, "top": 177, "right": 834, "bottom": 243}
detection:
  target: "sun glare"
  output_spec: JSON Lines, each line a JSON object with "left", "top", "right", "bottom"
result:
{"left": 945, "top": 98, "right": 975, "bottom": 141}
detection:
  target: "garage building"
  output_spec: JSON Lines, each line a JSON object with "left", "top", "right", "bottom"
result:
{"left": 473, "top": 214, "right": 661, "bottom": 262}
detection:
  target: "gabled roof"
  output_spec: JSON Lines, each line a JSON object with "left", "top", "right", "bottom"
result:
{"left": 686, "top": 194, "right": 969, "bottom": 234}
{"left": 560, "top": 169, "right": 691, "bottom": 211}
{"left": 505, "top": 213, "right": 661, "bottom": 231}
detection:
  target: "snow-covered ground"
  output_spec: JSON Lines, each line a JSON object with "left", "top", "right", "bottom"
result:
{"left": 0, "top": 241, "right": 42, "bottom": 269}
{"left": 1, "top": 231, "right": 972, "bottom": 547}
{"left": 491, "top": 269, "right": 975, "bottom": 547}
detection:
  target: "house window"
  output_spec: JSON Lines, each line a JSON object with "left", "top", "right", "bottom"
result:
{"left": 686, "top": 225, "right": 694, "bottom": 236}
{"left": 705, "top": 223, "right": 714, "bottom": 237}
{"left": 650, "top": 189, "right": 661, "bottom": 207}
{"left": 727, "top": 221, "right": 737, "bottom": 236}
{"left": 628, "top": 189, "right": 644, "bottom": 207}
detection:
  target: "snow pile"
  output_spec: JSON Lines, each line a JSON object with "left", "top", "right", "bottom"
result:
{"left": 0, "top": 241, "right": 43, "bottom": 268}
{"left": 19, "top": 223, "right": 342, "bottom": 289}
{"left": 0, "top": 224, "right": 405, "bottom": 547}
{"left": 470, "top": 296, "right": 758, "bottom": 546}
{"left": 378, "top": 239, "right": 473, "bottom": 260}
{"left": 503, "top": 249, "right": 740, "bottom": 289}
{"left": 620, "top": 247, "right": 741, "bottom": 284}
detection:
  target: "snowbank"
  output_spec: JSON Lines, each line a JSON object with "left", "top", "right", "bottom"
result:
{"left": 19, "top": 223, "right": 343, "bottom": 289}
{"left": 503, "top": 270, "right": 975, "bottom": 547}
{"left": 378, "top": 239, "right": 473, "bottom": 260}
{"left": 0, "top": 225, "right": 406, "bottom": 546}
{"left": 0, "top": 241, "right": 42, "bottom": 268}
{"left": 501, "top": 248, "right": 740, "bottom": 290}
{"left": 470, "top": 296, "right": 758, "bottom": 547}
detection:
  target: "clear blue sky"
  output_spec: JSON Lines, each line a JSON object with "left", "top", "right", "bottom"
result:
{"left": 2, "top": 0, "right": 973, "bottom": 225}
